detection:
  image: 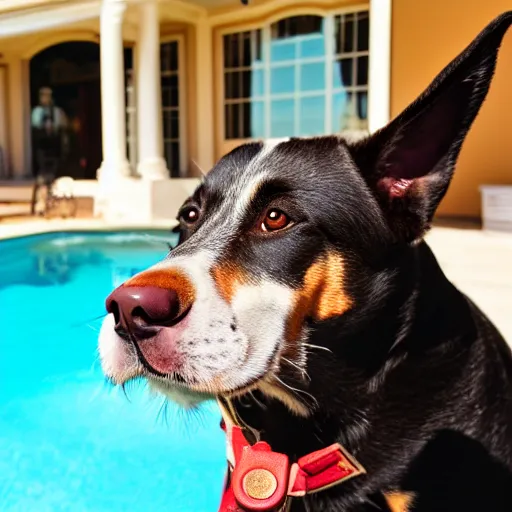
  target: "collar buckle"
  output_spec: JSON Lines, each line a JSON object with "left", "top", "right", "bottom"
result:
{"left": 232, "top": 441, "right": 290, "bottom": 511}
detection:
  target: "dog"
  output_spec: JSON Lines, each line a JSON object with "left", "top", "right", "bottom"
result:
{"left": 99, "top": 12, "right": 512, "bottom": 512}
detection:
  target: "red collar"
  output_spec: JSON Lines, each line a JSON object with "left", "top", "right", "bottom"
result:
{"left": 217, "top": 406, "right": 366, "bottom": 512}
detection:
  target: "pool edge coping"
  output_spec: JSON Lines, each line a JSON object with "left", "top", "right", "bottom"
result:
{"left": 0, "top": 218, "right": 178, "bottom": 241}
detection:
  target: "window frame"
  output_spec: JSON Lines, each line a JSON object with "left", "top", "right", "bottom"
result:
{"left": 215, "top": 4, "right": 370, "bottom": 148}
{"left": 160, "top": 34, "right": 187, "bottom": 178}
{"left": 125, "top": 66, "right": 137, "bottom": 172}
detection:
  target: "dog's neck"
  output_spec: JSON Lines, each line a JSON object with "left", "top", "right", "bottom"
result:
{"left": 233, "top": 240, "right": 472, "bottom": 461}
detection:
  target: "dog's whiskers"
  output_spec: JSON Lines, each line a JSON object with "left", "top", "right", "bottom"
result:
{"left": 86, "top": 323, "right": 101, "bottom": 333}
{"left": 69, "top": 313, "right": 107, "bottom": 330}
{"left": 282, "top": 356, "right": 311, "bottom": 382}
{"left": 120, "top": 382, "right": 132, "bottom": 402}
{"left": 274, "top": 375, "right": 318, "bottom": 408}
{"left": 192, "top": 159, "right": 207, "bottom": 178}
{"left": 248, "top": 390, "right": 267, "bottom": 410}
{"left": 156, "top": 397, "right": 173, "bottom": 428}
{"left": 182, "top": 404, "right": 208, "bottom": 430}
{"left": 303, "top": 343, "right": 332, "bottom": 354}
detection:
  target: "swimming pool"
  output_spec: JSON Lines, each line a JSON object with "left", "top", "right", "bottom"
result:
{"left": 0, "top": 231, "right": 226, "bottom": 512}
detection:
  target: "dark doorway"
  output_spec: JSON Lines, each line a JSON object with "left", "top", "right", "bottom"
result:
{"left": 30, "top": 41, "right": 102, "bottom": 180}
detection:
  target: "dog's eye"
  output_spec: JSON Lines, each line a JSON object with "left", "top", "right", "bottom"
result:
{"left": 179, "top": 206, "right": 200, "bottom": 225}
{"left": 261, "top": 209, "right": 291, "bottom": 232}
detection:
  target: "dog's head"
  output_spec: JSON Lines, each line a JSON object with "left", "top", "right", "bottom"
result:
{"left": 99, "top": 13, "right": 512, "bottom": 414}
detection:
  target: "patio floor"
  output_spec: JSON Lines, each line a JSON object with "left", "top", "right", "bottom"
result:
{"left": 426, "top": 225, "right": 512, "bottom": 344}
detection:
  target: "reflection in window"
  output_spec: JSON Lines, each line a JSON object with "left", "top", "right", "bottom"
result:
{"left": 299, "top": 96, "right": 325, "bottom": 136}
{"left": 270, "top": 99, "right": 295, "bottom": 138}
{"left": 268, "top": 15, "right": 326, "bottom": 138}
{"left": 222, "top": 10, "right": 369, "bottom": 140}
{"left": 270, "top": 66, "right": 295, "bottom": 95}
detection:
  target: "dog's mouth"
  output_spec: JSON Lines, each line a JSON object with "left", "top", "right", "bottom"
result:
{"left": 131, "top": 336, "right": 311, "bottom": 418}
{"left": 134, "top": 331, "right": 281, "bottom": 398}
{"left": 102, "top": 312, "right": 283, "bottom": 400}
{"left": 119, "top": 327, "right": 188, "bottom": 381}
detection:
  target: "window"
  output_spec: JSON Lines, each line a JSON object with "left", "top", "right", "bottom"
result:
{"left": 223, "top": 29, "right": 264, "bottom": 139}
{"left": 160, "top": 41, "right": 181, "bottom": 177}
{"left": 222, "top": 10, "right": 369, "bottom": 140}
{"left": 124, "top": 47, "right": 137, "bottom": 172}
{"left": 125, "top": 69, "right": 137, "bottom": 170}
{"left": 332, "top": 11, "right": 369, "bottom": 133}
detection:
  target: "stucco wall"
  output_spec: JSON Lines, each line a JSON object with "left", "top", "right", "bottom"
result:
{"left": 391, "top": 0, "right": 512, "bottom": 218}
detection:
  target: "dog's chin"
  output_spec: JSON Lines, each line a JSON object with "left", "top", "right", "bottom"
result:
{"left": 147, "top": 376, "right": 215, "bottom": 408}
{"left": 145, "top": 363, "right": 272, "bottom": 407}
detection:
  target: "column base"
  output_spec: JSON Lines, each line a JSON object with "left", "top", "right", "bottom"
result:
{"left": 93, "top": 176, "right": 200, "bottom": 223}
{"left": 137, "top": 157, "right": 169, "bottom": 180}
{"left": 94, "top": 159, "right": 132, "bottom": 217}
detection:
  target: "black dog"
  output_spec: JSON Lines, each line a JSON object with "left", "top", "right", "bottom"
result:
{"left": 99, "top": 12, "right": 512, "bottom": 511}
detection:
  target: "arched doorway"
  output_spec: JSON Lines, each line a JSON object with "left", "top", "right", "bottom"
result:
{"left": 29, "top": 41, "right": 102, "bottom": 180}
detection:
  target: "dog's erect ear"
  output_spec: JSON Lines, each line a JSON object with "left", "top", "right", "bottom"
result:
{"left": 349, "top": 12, "right": 512, "bottom": 242}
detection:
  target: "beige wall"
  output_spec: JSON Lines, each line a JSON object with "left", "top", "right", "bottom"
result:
{"left": 0, "top": 65, "right": 9, "bottom": 176}
{"left": 391, "top": 0, "right": 512, "bottom": 218}
{"left": 0, "top": 56, "right": 30, "bottom": 179}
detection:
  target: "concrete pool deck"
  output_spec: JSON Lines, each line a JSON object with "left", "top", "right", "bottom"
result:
{"left": 424, "top": 226, "right": 512, "bottom": 343}
{"left": 1, "top": 217, "right": 511, "bottom": 344}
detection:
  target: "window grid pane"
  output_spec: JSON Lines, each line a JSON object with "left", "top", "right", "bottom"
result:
{"left": 222, "top": 29, "right": 263, "bottom": 139}
{"left": 161, "top": 41, "right": 181, "bottom": 177}
{"left": 333, "top": 11, "right": 369, "bottom": 132}
{"left": 222, "top": 9, "right": 369, "bottom": 140}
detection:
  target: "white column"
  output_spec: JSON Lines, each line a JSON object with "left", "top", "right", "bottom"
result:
{"left": 195, "top": 18, "right": 215, "bottom": 172}
{"left": 368, "top": 0, "right": 392, "bottom": 133}
{"left": 136, "top": 0, "right": 169, "bottom": 180}
{"left": 96, "top": 0, "right": 131, "bottom": 214}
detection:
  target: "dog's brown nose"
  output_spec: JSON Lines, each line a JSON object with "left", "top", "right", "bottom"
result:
{"left": 106, "top": 286, "right": 182, "bottom": 338}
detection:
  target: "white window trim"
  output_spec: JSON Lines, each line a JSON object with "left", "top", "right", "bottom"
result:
{"left": 160, "top": 34, "right": 187, "bottom": 177}
{"left": 324, "top": 14, "right": 335, "bottom": 134}
{"left": 368, "top": 0, "right": 391, "bottom": 133}
{"left": 216, "top": 1, "right": 392, "bottom": 146}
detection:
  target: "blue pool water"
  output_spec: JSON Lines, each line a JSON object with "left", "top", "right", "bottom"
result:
{"left": 0, "top": 231, "right": 226, "bottom": 512}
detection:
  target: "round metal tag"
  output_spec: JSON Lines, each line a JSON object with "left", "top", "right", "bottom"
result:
{"left": 242, "top": 468, "right": 278, "bottom": 500}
